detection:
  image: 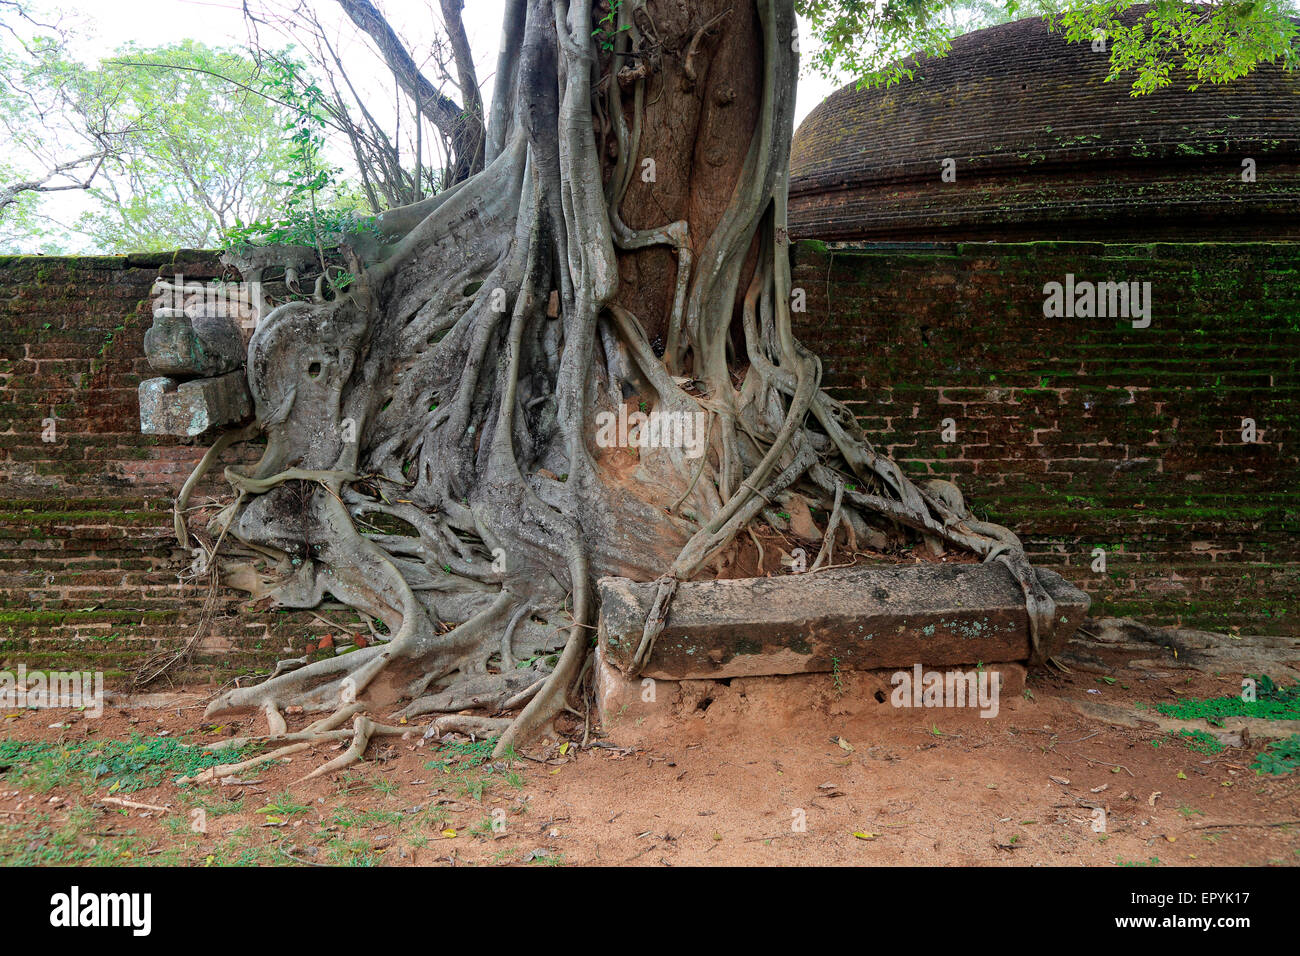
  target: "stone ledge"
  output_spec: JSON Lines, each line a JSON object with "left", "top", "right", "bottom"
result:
{"left": 599, "top": 562, "right": 1090, "bottom": 681}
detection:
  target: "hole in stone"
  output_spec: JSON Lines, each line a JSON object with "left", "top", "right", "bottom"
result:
{"left": 874, "top": 690, "right": 886, "bottom": 704}
{"left": 695, "top": 696, "right": 713, "bottom": 713}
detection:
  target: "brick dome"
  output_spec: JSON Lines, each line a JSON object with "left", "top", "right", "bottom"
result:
{"left": 788, "top": 14, "right": 1300, "bottom": 241}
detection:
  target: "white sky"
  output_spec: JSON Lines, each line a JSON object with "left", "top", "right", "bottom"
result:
{"left": 48, "top": 0, "right": 838, "bottom": 136}
{"left": 19, "top": 0, "right": 839, "bottom": 247}
{"left": 48, "top": 0, "right": 832, "bottom": 119}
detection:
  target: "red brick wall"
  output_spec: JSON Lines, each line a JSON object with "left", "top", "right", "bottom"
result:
{"left": 0, "top": 242, "right": 1294, "bottom": 686}
{"left": 792, "top": 240, "right": 1299, "bottom": 635}
{"left": 0, "top": 253, "right": 339, "bottom": 685}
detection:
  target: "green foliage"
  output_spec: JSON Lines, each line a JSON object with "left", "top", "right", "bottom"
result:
{"left": 799, "top": 0, "right": 1023, "bottom": 88}
{"left": 798, "top": 0, "right": 1299, "bottom": 94}
{"left": 219, "top": 55, "right": 350, "bottom": 251}
{"left": 1155, "top": 674, "right": 1300, "bottom": 726}
{"left": 593, "top": 0, "right": 629, "bottom": 51}
{"left": 1048, "top": 0, "right": 1300, "bottom": 94}
{"left": 0, "top": 805, "right": 185, "bottom": 866}
{"left": 1252, "top": 734, "right": 1300, "bottom": 774}
{"left": 423, "top": 736, "right": 498, "bottom": 773}
{"left": 0, "top": 30, "right": 305, "bottom": 253}
{"left": 85, "top": 41, "right": 306, "bottom": 251}
{"left": 0, "top": 733, "right": 256, "bottom": 793}
{"left": 1178, "top": 729, "right": 1225, "bottom": 755}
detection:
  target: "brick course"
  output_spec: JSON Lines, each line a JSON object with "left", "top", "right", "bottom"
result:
{"left": 0, "top": 241, "right": 1295, "bottom": 686}
{"left": 792, "top": 239, "right": 1299, "bottom": 634}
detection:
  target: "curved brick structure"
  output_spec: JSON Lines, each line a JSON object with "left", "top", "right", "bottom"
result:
{"left": 789, "top": 14, "right": 1300, "bottom": 241}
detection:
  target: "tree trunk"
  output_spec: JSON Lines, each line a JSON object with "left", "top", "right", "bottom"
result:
{"left": 197, "top": 0, "right": 1053, "bottom": 765}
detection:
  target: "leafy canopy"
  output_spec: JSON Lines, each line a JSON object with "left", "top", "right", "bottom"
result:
{"left": 0, "top": 34, "right": 313, "bottom": 252}
{"left": 798, "top": 0, "right": 1299, "bottom": 93}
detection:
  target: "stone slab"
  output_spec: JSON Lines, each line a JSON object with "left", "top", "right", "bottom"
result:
{"left": 593, "top": 644, "right": 1029, "bottom": 733}
{"left": 143, "top": 308, "right": 245, "bottom": 377}
{"left": 139, "top": 372, "right": 252, "bottom": 437}
{"left": 599, "top": 562, "right": 1090, "bottom": 680}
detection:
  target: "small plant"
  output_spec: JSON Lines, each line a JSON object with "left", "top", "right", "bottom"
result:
{"left": 1156, "top": 674, "right": 1300, "bottom": 726}
{"left": 1253, "top": 735, "right": 1300, "bottom": 775}
{"left": 1179, "top": 729, "right": 1224, "bottom": 755}
{"left": 258, "top": 791, "right": 311, "bottom": 819}
{"left": 591, "top": 0, "right": 627, "bottom": 52}
{"left": 455, "top": 774, "right": 487, "bottom": 802}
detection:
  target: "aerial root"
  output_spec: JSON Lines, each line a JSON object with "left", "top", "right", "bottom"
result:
{"left": 492, "top": 563, "right": 591, "bottom": 759}
{"left": 423, "top": 714, "right": 515, "bottom": 741}
{"left": 811, "top": 478, "right": 845, "bottom": 572}
{"left": 299, "top": 714, "right": 411, "bottom": 782}
{"left": 263, "top": 704, "right": 287, "bottom": 737}
{"left": 178, "top": 704, "right": 368, "bottom": 785}
{"left": 394, "top": 667, "right": 546, "bottom": 719}
{"left": 631, "top": 574, "right": 678, "bottom": 672}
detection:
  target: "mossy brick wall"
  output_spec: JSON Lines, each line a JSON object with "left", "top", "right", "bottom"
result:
{"left": 792, "top": 240, "right": 1300, "bottom": 635}
{"left": 0, "top": 253, "right": 349, "bottom": 685}
{"left": 0, "top": 245, "right": 1295, "bottom": 685}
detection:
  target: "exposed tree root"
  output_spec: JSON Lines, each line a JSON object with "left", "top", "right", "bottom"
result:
{"left": 172, "top": 0, "right": 1055, "bottom": 778}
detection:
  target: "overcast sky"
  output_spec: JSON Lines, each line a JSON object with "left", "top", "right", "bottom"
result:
{"left": 52, "top": 0, "right": 839, "bottom": 125}
{"left": 22, "top": 0, "right": 839, "bottom": 244}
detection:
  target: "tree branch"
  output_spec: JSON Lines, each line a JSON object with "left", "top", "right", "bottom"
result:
{"left": 333, "top": 0, "right": 484, "bottom": 183}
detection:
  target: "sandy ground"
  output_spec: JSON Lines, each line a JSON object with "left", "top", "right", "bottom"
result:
{"left": 1, "top": 654, "right": 1296, "bottom": 867}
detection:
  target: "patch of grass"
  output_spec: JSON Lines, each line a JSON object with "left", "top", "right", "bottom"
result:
{"left": 185, "top": 791, "right": 246, "bottom": 816}
{"left": 257, "top": 791, "right": 312, "bottom": 819}
{"left": 0, "top": 734, "right": 258, "bottom": 794}
{"left": 1178, "top": 729, "right": 1225, "bottom": 755}
{"left": 527, "top": 849, "right": 565, "bottom": 866}
{"left": 1253, "top": 735, "right": 1300, "bottom": 775}
{"left": 206, "top": 829, "right": 287, "bottom": 867}
{"left": 413, "top": 804, "right": 450, "bottom": 830}
{"left": 0, "top": 804, "right": 184, "bottom": 866}
{"left": 1155, "top": 675, "right": 1300, "bottom": 726}
{"left": 423, "top": 736, "right": 498, "bottom": 772}
{"left": 323, "top": 836, "right": 381, "bottom": 866}
{"left": 332, "top": 807, "right": 403, "bottom": 829}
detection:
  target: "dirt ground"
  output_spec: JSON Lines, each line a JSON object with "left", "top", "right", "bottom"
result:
{"left": 1, "top": 645, "right": 1297, "bottom": 867}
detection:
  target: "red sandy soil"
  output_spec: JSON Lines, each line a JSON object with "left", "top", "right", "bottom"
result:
{"left": 1, "top": 663, "right": 1296, "bottom": 867}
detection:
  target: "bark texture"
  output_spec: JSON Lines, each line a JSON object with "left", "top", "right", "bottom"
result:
{"left": 186, "top": 0, "right": 1054, "bottom": 768}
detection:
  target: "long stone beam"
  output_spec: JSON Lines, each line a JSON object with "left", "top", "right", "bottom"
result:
{"left": 598, "top": 562, "right": 1091, "bottom": 680}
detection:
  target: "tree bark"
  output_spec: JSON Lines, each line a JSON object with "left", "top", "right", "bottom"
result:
{"left": 198, "top": 0, "right": 1052, "bottom": 766}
